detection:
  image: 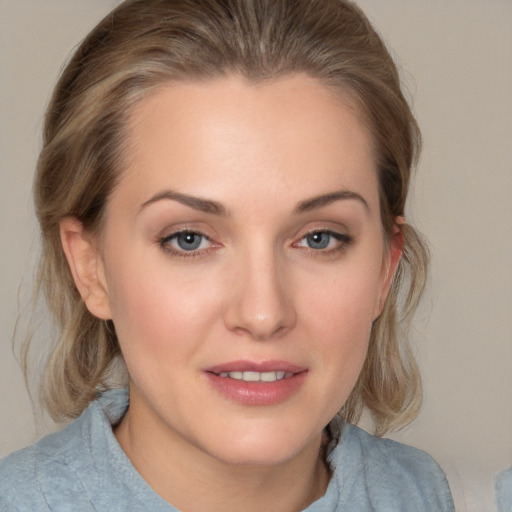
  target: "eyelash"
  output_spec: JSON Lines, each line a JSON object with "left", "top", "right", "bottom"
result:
{"left": 158, "top": 229, "right": 353, "bottom": 258}
{"left": 159, "top": 230, "right": 215, "bottom": 258}
{"left": 293, "top": 230, "right": 353, "bottom": 256}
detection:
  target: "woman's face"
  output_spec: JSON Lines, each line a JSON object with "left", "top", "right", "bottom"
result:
{"left": 72, "top": 74, "right": 400, "bottom": 466}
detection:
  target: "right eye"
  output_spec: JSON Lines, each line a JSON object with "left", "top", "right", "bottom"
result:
{"left": 159, "top": 230, "right": 212, "bottom": 256}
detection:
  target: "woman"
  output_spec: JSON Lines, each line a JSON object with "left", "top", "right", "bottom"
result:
{"left": 0, "top": 0, "right": 454, "bottom": 510}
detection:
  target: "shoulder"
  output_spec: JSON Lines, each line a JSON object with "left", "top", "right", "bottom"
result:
{"left": 341, "top": 423, "right": 444, "bottom": 477}
{"left": 330, "top": 423, "right": 455, "bottom": 511}
{"left": 0, "top": 417, "right": 87, "bottom": 510}
{"left": 0, "top": 444, "right": 45, "bottom": 510}
{"left": 0, "top": 389, "right": 129, "bottom": 511}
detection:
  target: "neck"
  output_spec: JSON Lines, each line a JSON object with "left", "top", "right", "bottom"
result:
{"left": 114, "top": 389, "right": 331, "bottom": 512}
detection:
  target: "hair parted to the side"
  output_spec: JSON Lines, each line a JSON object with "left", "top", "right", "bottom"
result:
{"left": 27, "top": 0, "right": 428, "bottom": 435}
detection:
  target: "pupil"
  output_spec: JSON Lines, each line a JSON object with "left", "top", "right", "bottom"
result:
{"left": 177, "top": 232, "right": 202, "bottom": 250}
{"left": 307, "top": 232, "right": 330, "bottom": 249}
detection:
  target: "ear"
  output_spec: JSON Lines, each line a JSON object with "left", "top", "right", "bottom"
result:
{"left": 374, "top": 217, "right": 405, "bottom": 319}
{"left": 59, "top": 217, "right": 112, "bottom": 320}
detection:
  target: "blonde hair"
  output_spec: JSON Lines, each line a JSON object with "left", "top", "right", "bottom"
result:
{"left": 28, "top": 0, "right": 428, "bottom": 435}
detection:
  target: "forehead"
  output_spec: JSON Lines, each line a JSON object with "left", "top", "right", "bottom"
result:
{"left": 114, "top": 74, "right": 378, "bottom": 214}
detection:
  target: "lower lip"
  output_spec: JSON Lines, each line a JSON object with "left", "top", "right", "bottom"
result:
{"left": 205, "top": 372, "right": 307, "bottom": 406}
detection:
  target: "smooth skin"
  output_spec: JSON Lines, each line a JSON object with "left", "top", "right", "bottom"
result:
{"left": 60, "top": 74, "right": 403, "bottom": 512}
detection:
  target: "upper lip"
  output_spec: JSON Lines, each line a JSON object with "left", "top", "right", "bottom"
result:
{"left": 205, "top": 360, "right": 307, "bottom": 375}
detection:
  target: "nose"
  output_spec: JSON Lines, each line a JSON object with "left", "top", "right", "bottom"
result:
{"left": 224, "top": 249, "right": 297, "bottom": 341}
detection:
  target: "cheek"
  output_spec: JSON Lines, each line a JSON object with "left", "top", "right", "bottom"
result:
{"left": 105, "top": 260, "right": 222, "bottom": 360}
{"left": 301, "top": 264, "right": 382, "bottom": 381}
{"left": 306, "top": 265, "right": 382, "bottom": 330}
{"left": 316, "top": 290, "right": 373, "bottom": 371}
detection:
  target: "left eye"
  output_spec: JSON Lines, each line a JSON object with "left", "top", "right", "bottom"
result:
{"left": 296, "top": 231, "right": 348, "bottom": 250}
{"left": 161, "top": 231, "right": 211, "bottom": 252}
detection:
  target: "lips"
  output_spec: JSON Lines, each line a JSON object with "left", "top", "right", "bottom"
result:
{"left": 204, "top": 360, "right": 308, "bottom": 406}
{"left": 206, "top": 360, "right": 307, "bottom": 374}
{"left": 217, "top": 370, "right": 293, "bottom": 382}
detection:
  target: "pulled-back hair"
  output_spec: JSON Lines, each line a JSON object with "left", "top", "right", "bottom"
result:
{"left": 29, "top": 0, "right": 428, "bottom": 435}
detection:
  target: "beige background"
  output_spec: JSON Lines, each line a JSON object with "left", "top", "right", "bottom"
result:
{"left": 1, "top": 1, "right": 511, "bottom": 511}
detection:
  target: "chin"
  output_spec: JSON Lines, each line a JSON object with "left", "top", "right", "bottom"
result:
{"left": 199, "top": 423, "right": 323, "bottom": 467}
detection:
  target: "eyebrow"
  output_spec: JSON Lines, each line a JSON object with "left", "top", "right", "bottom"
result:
{"left": 139, "top": 188, "right": 369, "bottom": 216}
{"left": 294, "top": 190, "right": 369, "bottom": 214}
{"left": 139, "top": 190, "right": 228, "bottom": 216}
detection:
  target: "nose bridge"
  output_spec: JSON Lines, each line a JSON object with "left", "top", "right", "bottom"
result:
{"left": 225, "top": 241, "right": 296, "bottom": 340}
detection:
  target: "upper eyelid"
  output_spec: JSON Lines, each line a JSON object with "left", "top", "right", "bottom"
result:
{"left": 291, "top": 229, "right": 352, "bottom": 251}
{"left": 159, "top": 231, "right": 215, "bottom": 252}
{"left": 297, "top": 229, "right": 350, "bottom": 241}
{"left": 161, "top": 228, "right": 209, "bottom": 239}
{"left": 155, "top": 219, "right": 352, "bottom": 241}
{"left": 158, "top": 227, "right": 349, "bottom": 243}
{"left": 301, "top": 227, "right": 346, "bottom": 235}
{"left": 293, "top": 226, "right": 350, "bottom": 240}
{"left": 157, "top": 225, "right": 216, "bottom": 244}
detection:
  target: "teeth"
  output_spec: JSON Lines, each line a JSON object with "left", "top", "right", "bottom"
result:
{"left": 217, "top": 371, "right": 293, "bottom": 382}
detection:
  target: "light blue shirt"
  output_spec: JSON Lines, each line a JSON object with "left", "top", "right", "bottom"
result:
{"left": 496, "top": 467, "right": 512, "bottom": 512}
{"left": 0, "top": 389, "right": 454, "bottom": 511}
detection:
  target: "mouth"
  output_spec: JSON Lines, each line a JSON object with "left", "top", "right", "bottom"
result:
{"left": 204, "top": 361, "right": 307, "bottom": 406}
{"left": 215, "top": 370, "right": 294, "bottom": 382}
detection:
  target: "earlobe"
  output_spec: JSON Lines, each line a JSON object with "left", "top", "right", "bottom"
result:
{"left": 374, "top": 218, "right": 405, "bottom": 319}
{"left": 59, "top": 217, "right": 112, "bottom": 320}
